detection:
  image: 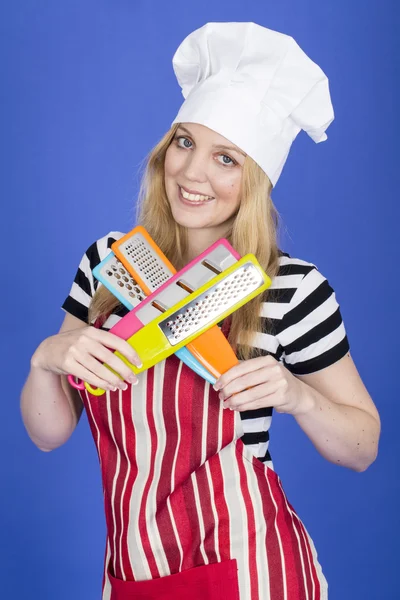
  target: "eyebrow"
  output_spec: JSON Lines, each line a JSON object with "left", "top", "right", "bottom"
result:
{"left": 176, "top": 125, "right": 246, "bottom": 157}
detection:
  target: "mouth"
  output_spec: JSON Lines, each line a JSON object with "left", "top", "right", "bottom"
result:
{"left": 178, "top": 185, "right": 215, "bottom": 206}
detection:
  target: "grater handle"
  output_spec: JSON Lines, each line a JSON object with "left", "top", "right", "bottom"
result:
{"left": 187, "top": 328, "right": 239, "bottom": 379}
{"left": 67, "top": 374, "right": 85, "bottom": 390}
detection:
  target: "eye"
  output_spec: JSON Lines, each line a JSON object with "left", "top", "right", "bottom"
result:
{"left": 175, "top": 136, "right": 192, "bottom": 149}
{"left": 216, "top": 154, "right": 236, "bottom": 167}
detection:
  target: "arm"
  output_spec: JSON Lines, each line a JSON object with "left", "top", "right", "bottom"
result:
{"left": 293, "top": 352, "right": 380, "bottom": 471}
{"left": 21, "top": 311, "right": 143, "bottom": 452}
{"left": 20, "top": 313, "right": 86, "bottom": 452}
{"left": 22, "top": 231, "right": 143, "bottom": 452}
{"left": 215, "top": 352, "right": 380, "bottom": 472}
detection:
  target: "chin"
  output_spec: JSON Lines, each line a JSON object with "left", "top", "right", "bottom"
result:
{"left": 170, "top": 209, "right": 205, "bottom": 229}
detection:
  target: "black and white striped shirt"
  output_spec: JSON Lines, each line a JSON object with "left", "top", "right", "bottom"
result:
{"left": 62, "top": 231, "right": 350, "bottom": 468}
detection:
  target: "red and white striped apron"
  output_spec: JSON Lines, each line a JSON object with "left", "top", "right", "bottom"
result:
{"left": 79, "top": 320, "right": 328, "bottom": 599}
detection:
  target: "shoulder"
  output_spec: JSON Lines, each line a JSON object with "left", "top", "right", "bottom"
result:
{"left": 84, "top": 230, "right": 126, "bottom": 265}
{"left": 276, "top": 249, "right": 340, "bottom": 318}
{"left": 266, "top": 250, "right": 322, "bottom": 309}
{"left": 277, "top": 249, "right": 317, "bottom": 277}
{"left": 266, "top": 250, "right": 340, "bottom": 328}
{"left": 276, "top": 249, "right": 330, "bottom": 292}
{"left": 74, "top": 230, "right": 126, "bottom": 290}
{"left": 273, "top": 251, "right": 350, "bottom": 374}
{"left": 61, "top": 231, "right": 126, "bottom": 321}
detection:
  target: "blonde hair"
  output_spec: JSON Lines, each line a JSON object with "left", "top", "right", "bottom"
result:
{"left": 89, "top": 123, "right": 282, "bottom": 360}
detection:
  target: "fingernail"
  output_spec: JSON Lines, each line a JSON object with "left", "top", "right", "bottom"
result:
{"left": 120, "top": 383, "right": 128, "bottom": 391}
{"left": 128, "top": 374, "right": 138, "bottom": 385}
{"left": 213, "top": 384, "right": 220, "bottom": 391}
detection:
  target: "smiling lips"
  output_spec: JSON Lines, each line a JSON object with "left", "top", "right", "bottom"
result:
{"left": 179, "top": 185, "right": 214, "bottom": 203}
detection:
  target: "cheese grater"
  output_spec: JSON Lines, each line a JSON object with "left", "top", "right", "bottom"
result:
{"left": 84, "top": 255, "right": 271, "bottom": 394}
{"left": 111, "top": 226, "right": 242, "bottom": 378}
{"left": 68, "top": 251, "right": 215, "bottom": 393}
{"left": 81, "top": 237, "right": 244, "bottom": 395}
{"left": 112, "top": 226, "right": 175, "bottom": 295}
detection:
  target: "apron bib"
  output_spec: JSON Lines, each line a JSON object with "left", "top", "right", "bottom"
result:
{"left": 80, "top": 319, "right": 328, "bottom": 599}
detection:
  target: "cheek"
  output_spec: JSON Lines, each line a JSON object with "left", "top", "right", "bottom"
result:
{"left": 165, "top": 147, "right": 183, "bottom": 179}
{"left": 214, "top": 174, "right": 241, "bottom": 205}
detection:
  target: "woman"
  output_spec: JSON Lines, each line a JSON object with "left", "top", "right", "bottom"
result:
{"left": 20, "top": 22, "right": 380, "bottom": 600}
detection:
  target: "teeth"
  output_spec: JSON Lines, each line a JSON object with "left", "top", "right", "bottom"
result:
{"left": 180, "top": 187, "right": 213, "bottom": 202}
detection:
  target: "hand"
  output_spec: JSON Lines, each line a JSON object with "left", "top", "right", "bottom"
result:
{"left": 213, "top": 355, "right": 312, "bottom": 416}
{"left": 33, "top": 326, "right": 143, "bottom": 391}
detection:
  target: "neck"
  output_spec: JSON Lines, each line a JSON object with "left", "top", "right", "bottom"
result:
{"left": 185, "top": 224, "right": 232, "bottom": 263}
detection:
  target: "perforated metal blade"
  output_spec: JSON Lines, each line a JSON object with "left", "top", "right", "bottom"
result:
{"left": 92, "top": 252, "right": 146, "bottom": 310}
{"left": 112, "top": 226, "right": 175, "bottom": 295}
{"left": 113, "top": 255, "right": 271, "bottom": 374}
{"left": 159, "top": 260, "right": 264, "bottom": 345}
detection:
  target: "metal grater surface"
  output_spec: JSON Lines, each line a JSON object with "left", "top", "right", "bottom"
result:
{"left": 120, "top": 234, "right": 172, "bottom": 291}
{"left": 99, "top": 255, "right": 146, "bottom": 306}
{"left": 133, "top": 244, "right": 239, "bottom": 326}
{"left": 159, "top": 261, "right": 263, "bottom": 345}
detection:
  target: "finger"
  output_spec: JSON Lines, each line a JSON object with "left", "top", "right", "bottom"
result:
{"left": 214, "top": 355, "right": 278, "bottom": 390}
{"left": 88, "top": 329, "right": 143, "bottom": 367}
{"left": 75, "top": 354, "right": 128, "bottom": 389}
{"left": 68, "top": 360, "right": 120, "bottom": 392}
{"left": 232, "top": 399, "right": 281, "bottom": 412}
{"left": 83, "top": 347, "right": 138, "bottom": 387}
{"left": 219, "top": 365, "right": 282, "bottom": 399}
{"left": 77, "top": 335, "right": 141, "bottom": 382}
{"left": 117, "top": 340, "right": 142, "bottom": 369}
{"left": 223, "top": 379, "right": 285, "bottom": 409}
{"left": 100, "top": 352, "right": 140, "bottom": 385}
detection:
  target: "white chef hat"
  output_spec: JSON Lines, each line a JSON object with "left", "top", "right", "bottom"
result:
{"left": 171, "top": 22, "right": 334, "bottom": 187}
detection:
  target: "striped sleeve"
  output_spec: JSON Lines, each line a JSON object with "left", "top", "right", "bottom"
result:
{"left": 276, "top": 266, "right": 350, "bottom": 375}
{"left": 61, "top": 231, "right": 124, "bottom": 323}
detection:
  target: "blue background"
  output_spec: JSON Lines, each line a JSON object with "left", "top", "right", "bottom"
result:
{"left": 1, "top": 1, "right": 398, "bottom": 598}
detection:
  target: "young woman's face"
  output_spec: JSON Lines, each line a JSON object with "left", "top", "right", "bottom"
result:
{"left": 164, "top": 123, "right": 246, "bottom": 233}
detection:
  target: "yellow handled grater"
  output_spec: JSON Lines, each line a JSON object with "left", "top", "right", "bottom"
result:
{"left": 112, "top": 254, "right": 271, "bottom": 375}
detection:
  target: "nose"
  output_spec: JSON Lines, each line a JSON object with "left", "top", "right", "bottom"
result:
{"left": 182, "top": 149, "right": 209, "bottom": 184}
